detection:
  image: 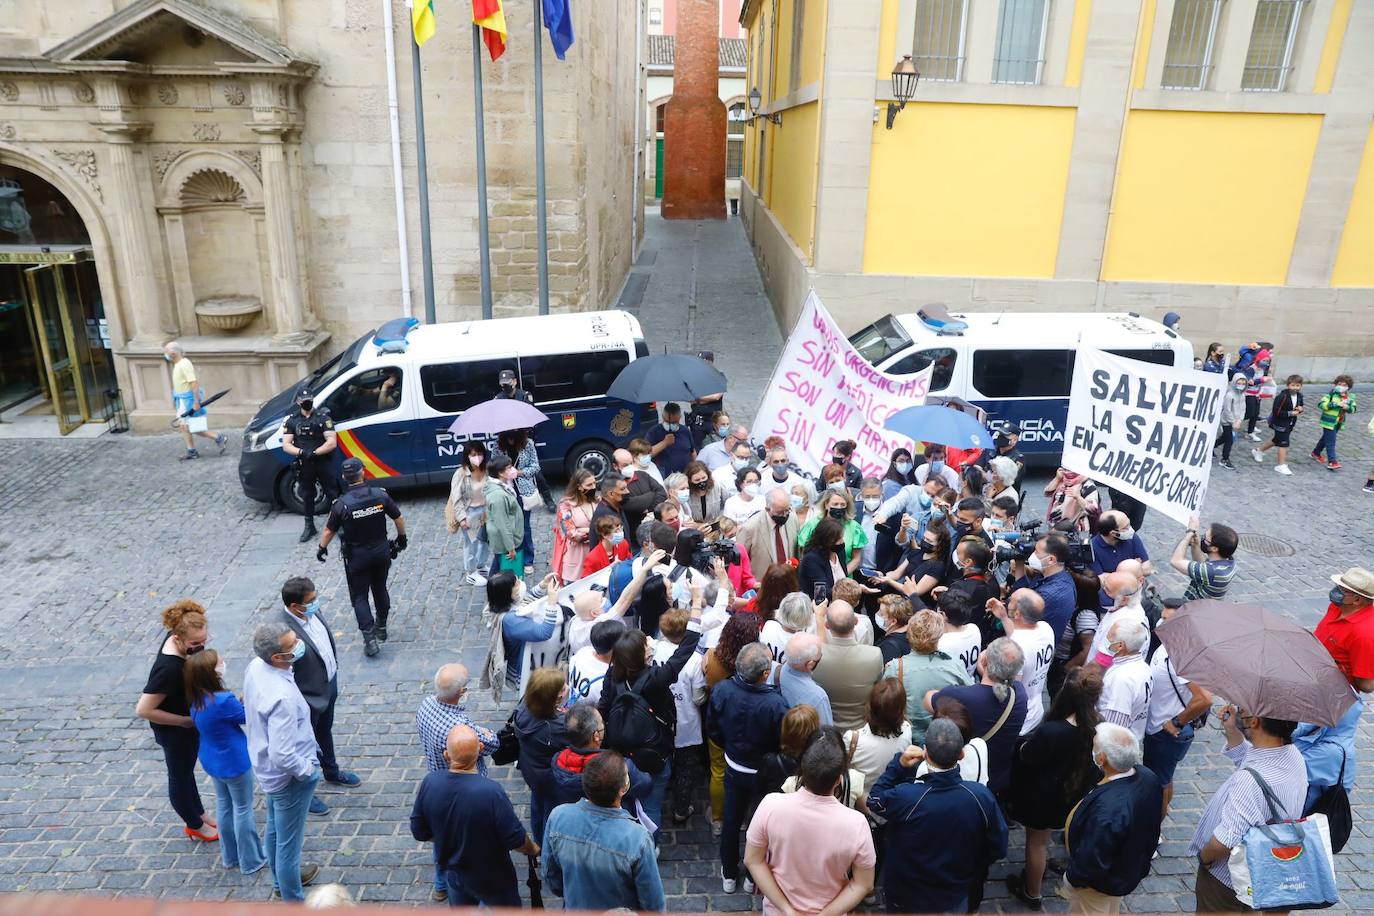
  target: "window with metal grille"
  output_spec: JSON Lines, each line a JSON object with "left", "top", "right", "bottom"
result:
{"left": 1242, "top": 0, "right": 1308, "bottom": 91}
{"left": 912, "top": 0, "right": 969, "bottom": 82}
{"left": 655, "top": 103, "right": 666, "bottom": 135}
{"left": 726, "top": 103, "right": 746, "bottom": 179}
{"left": 992, "top": 0, "right": 1051, "bottom": 85}
{"left": 1161, "top": 0, "right": 1224, "bottom": 89}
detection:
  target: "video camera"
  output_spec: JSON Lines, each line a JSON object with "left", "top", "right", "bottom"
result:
{"left": 993, "top": 519, "right": 1094, "bottom": 571}
{"left": 679, "top": 528, "right": 741, "bottom": 575}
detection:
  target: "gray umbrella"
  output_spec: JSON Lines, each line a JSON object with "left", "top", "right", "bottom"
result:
{"left": 1156, "top": 600, "right": 1357, "bottom": 726}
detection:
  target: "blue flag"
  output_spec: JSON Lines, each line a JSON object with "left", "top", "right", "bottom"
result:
{"left": 542, "top": 0, "right": 574, "bottom": 59}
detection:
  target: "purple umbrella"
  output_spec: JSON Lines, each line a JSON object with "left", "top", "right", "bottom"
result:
{"left": 447, "top": 397, "right": 549, "bottom": 436}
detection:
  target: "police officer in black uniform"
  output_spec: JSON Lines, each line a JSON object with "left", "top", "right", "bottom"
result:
{"left": 495, "top": 368, "right": 553, "bottom": 506}
{"left": 282, "top": 388, "right": 340, "bottom": 543}
{"left": 317, "top": 457, "right": 407, "bottom": 658}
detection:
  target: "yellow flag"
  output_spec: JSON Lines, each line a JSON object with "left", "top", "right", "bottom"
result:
{"left": 412, "top": 0, "right": 436, "bottom": 46}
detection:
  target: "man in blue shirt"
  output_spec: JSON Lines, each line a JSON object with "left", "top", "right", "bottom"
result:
{"left": 645, "top": 402, "right": 696, "bottom": 476}
{"left": 410, "top": 724, "right": 538, "bottom": 907}
{"left": 1089, "top": 510, "right": 1152, "bottom": 576}
{"left": 1010, "top": 534, "right": 1079, "bottom": 643}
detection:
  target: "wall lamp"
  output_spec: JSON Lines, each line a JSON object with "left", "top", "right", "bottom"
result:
{"left": 886, "top": 55, "right": 920, "bottom": 129}
{"left": 748, "top": 87, "right": 781, "bottom": 125}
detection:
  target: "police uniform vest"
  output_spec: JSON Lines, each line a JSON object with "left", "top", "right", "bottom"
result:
{"left": 332, "top": 485, "right": 391, "bottom": 547}
{"left": 284, "top": 408, "right": 333, "bottom": 450}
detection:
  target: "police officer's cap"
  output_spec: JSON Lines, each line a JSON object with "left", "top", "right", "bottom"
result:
{"left": 341, "top": 457, "right": 365, "bottom": 475}
{"left": 295, "top": 387, "right": 313, "bottom": 403}
{"left": 498, "top": 369, "right": 517, "bottom": 383}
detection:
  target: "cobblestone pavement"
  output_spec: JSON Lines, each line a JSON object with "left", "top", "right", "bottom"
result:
{"left": 1, "top": 213, "right": 1373, "bottom": 911}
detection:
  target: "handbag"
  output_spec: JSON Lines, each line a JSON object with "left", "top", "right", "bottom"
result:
{"left": 1228, "top": 768, "right": 1339, "bottom": 911}
{"left": 498, "top": 549, "right": 525, "bottom": 574}
{"left": 1304, "top": 749, "right": 1352, "bottom": 855}
{"left": 522, "top": 491, "right": 544, "bottom": 512}
{"left": 491, "top": 711, "right": 519, "bottom": 766}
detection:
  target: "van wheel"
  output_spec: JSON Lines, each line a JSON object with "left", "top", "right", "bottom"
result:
{"left": 274, "top": 468, "right": 331, "bottom": 516}
{"left": 566, "top": 441, "right": 615, "bottom": 482}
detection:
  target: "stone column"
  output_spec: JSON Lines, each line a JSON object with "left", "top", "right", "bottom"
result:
{"left": 662, "top": 0, "right": 726, "bottom": 219}
{"left": 253, "top": 125, "right": 307, "bottom": 338}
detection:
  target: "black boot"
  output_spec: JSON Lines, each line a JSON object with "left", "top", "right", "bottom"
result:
{"left": 362, "top": 629, "right": 380, "bottom": 657}
{"left": 299, "top": 517, "right": 318, "bottom": 543}
{"left": 375, "top": 611, "right": 388, "bottom": 642}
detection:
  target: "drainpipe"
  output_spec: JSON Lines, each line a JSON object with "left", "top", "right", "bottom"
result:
{"left": 382, "top": 0, "right": 414, "bottom": 317}
{"left": 632, "top": 0, "right": 645, "bottom": 263}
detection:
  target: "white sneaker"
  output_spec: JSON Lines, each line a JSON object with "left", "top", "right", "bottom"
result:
{"left": 711, "top": 820, "right": 722, "bottom": 838}
{"left": 1275, "top": 464, "right": 1293, "bottom": 476}
{"left": 744, "top": 877, "right": 755, "bottom": 895}
{"left": 1251, "top": 448, "right": 1264, "bottom": 463}
{"left": 466, "top": 572, "right": 487, "bottom": 587}
{"left": 1248, "top": 431, "right": 1263, "bottom": 442}
{"left": 722, "top": 875, "right": 738, "bottom": 894}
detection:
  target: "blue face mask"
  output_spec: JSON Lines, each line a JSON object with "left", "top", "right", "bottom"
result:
{"left": 895, "top": 461, "right": 913, "bottom": 475}
{"left": 733, "top": 457, "right": 751, "bottom": 470}
{"left": 930, "top": 506, "right": 946, "bottom": 520}
{"left": 609, "top": 530, "right": 625, "bottom": 545}
{"left": 929, "top": 460, "right": 946, "bottom": 474}
{"left": 287, "top": 640, "right": 306, "bottom": 662}
{"left": 789, "top": 494, "right": 804, "bottom": 510}
{"left": 1330, "top": 586, "right": 1347, "bottom": 606}
{"left": 303, "top": 599, "right": 321, "bottom": 618}
{"left": 717, "top": 425, "right": 729, "bottom": 436}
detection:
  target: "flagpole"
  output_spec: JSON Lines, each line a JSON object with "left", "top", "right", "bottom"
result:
{"left": 533, "top": 0, "right": 550, "bottom": 316}
{"left": 473, "top": 23, "right": 494, "bottom": 320}
{"left": 410, "top": 29, "right": 437, "bottom": 324}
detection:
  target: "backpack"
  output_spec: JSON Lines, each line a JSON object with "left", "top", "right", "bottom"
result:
{"left": 604, "top": 672, "right": 669, "bottom": 774}
{"left": 1304, "top": 749, "right": 1352, "bottom": 855}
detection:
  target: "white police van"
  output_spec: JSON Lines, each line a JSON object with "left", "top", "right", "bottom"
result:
{"left": 849, "top": 306, "right": 1193, "bottom": 455}
{"left": 239, "top": 310, "right": 655, "bottom": 511}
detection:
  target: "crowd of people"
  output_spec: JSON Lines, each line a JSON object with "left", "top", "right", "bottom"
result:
{"left": 135, "top": 390, "right": 1373, "bottom": 912}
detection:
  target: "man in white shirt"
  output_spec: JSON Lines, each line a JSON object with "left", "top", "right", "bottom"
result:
{"left": 712, "top": 439, "right": 759, "bottom": 495}
{"left": 1088, "top": 571, "right": 1148, "bottom": 666}
{"left": 936, "top": 591, "right": 983, "bottom": 680}
{"left": 1142, "top": 601, "right": 1214, "bottom": 816}
{"left": 653, "top": 608, "right": 708, "bottom": 824}
{"left": 567, "top": 618, "right": 625, "bottom": 707}
{"left": 1097, "top": 620, "right": 1153, "bottom": 739}
{"left": 756, "top": 447, "right": 814, "bottom": 503}
{"left": 700, "top": 423, "right": 751, "bottom": 472}
{"left": 244, "top": 622, "right": 322, "bottom": 902}
{"left": 988, "top": 589, "right": 1055, "bottom": 734}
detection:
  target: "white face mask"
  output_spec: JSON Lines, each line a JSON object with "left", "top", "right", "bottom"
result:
{"left": 1118, "top": 527, "right": 1134, "bottom": 540}
{"left": 828, "top": 481, "right": 845, "bottom": 492}
{"left": 675, "top": 489, "right": 689, "bottom": 502}
{"left": 214, "top": 657, "right": 227, "bottom": 678}
{"left": 743, "top": 483, "right": 760, "bottom": 498}
{"left": 1027, "top": 553, "right": 1045, "bottom": 572}
{"left": 862, "top": 497, "right": 880, "bottom": 511}
{"left": 621, "top": 466, "right": 636, "bottom": 479}
{"left": 637, "top": 454, "right": 651, "bottom": 467}
{"left": 1335, "top": 384, "right": 1349, "bottom": 394}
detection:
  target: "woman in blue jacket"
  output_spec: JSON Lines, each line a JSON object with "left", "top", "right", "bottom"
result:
{"left": 184, "top": 650, "right": 267, "bottom": 874}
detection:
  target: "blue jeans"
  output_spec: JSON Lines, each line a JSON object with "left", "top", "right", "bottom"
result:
{"left": 1314, "top": 428, "right": 1339, "bottom": 462}
{"left": 644, "top": 761, "right": 672, "bottom": 843}
{"left": 211, "top": 769, "right": 267, "bottom": 874}
{"left": 463, "top": 508, "right": 491, "bottom": 573}
{"left": 265, "top": 769, "right": 320, "bottom": 902}
{"left": 530, "top": 787, "right": 554, "bottom": 847}
{"left": 1142, "top": 725, "right": 1195, "bottom": 786}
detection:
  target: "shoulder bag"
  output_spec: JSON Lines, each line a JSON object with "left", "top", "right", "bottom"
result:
{"left": 980, "top": 689, "right": 1016, "bottom": 743}
{"left": 1304, "top": 749, "right": 1352, "bottom": 855}
{"left": 1228, "top": 768, "right": 1339, "bottom": 911}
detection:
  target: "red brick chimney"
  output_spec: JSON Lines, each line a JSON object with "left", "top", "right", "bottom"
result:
{"left": 661, "top": 0, "right": 726, "bottom": 220}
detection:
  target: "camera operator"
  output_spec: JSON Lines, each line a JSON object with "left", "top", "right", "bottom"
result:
{"left": 1007, "top": 535, "right": 1078, "bottom": 653}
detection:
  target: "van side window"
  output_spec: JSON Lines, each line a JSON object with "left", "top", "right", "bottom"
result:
{"left": 519, "top": 351, "right": 630, "bottom": 404}
{"left": 887, "top": 347, "right": 956, "bottom": 392}
{"left": 421, "top": 359, "right": 513, "bottom": 414}
{"left": 326, "top": 367, "right": 403, "bottom": 424}
{"left": 973, "top": 349, "right": 1075, "bottom": 398}
{"left": 1106, "top": 348, "right": 1176, "bottom": 367}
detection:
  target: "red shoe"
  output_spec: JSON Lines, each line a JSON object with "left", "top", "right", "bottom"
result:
{"left": 1311, "top": 452, "right": 1328, "bottom": 466}
{"left": 1328, "top": 461, "right": 1343, "bottom": 471}
{"left": 184, "top": 825, "right": 219, "bottom": 842}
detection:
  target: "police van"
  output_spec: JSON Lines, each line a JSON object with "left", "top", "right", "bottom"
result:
{"left": 849, "top": 306, "right": 1193, "bottom": 455}
{"left": 238, "top": 310, "right": 655, "bottom": 511}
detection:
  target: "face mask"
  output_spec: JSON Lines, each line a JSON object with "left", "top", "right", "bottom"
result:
{"left": 163, "top": 352, "right": 173, "bottom": 362}
{"left": 1199, "top": 536, "right": 1212, "bottom": 554}
{"left": 732, "top": 457, "right": 751, "bottom": 471}
{"left": 1118, "top": 527, "right": 1134, "bottom": 541}
{"left": 513, "top": 582, "right": 527, "bottom": 604}
{"left": 1330, "top": 586, "right": 1347, "bottom": 606}
{"left": 923, "top": 540, "right": 939, "bottom": 553}
{"left": 501, "top": 381, "right": 515, "bottom": 391}
{"left": 876, "top": 613, "right": 889, "bottom": 632}
{"left": 743, "top": 483, "right": 760, "bottom": 498}
{"left": 930, "top": 506, "right": 945, "bottom": 520}
{"left": 1234, "top": 382, "right": 1246, "bottom": 390}
{"left": 770, "top": 512, "right": 790, "bottom": 526}
{"left": 1027, "top": 553, "right": 1045, "bottom": 572}
{"left": 772, "top": 466, "right": 788, "bottom": 481}
{"left": 636, "top": 454, "right": 651, "bottom": 467}
{"left": 895, "top": 461, "right": 913, "bottom": 475}
{"left": 717, "top": 425, "right": 729, "bottom": 436}
{"left": 832, "top": 456, "right": 846, "bottom": 465}
{"left": 929, "top": 460, "right": 945, "bottom": 474}
{"left": 828, "top": 507, "right": 846, "bottom": 520}
{"left": 828, "top": 481, "right": 845, "bottom": 492}
{"left": 285, "top": 640, "right": 306, "bottom": 662}
{"left": 214, "top": 657, "right": 227, "bottom": 678}
{"left": 1335, "top": 384, "right": 1349, "bottom": 394}
{"left": 609, "top": 530, "right": 625, "bottom": 545}
{"left": 676, "top": 490, "right": 690, "bottom": 503}
{"left": 664, "top": 422, "right": 679, "bottom": 432}
{"left": 304, "top": 599, "right": 321, "bottom": 618}
{"left": 862, "top": 497, "right": 880, "bottom": 511}
{"left": 299, "top": 400, "right": 313, "bottom": 412}
{"left": 982, "top": 518, "right": 1001, "bottom": 533}
{"left": 692, "top": 478, "right": 708, "bottom": 490}
{"left": 469, "top": 454, "right": 483, "bottom": 467}
{"left": 917, "top": 492, "right": 933, "bottom": 510}
{"left": 184, "top": 641, "right": 206, "bottom": 656}
{"left": 621, "top": 466, "right": 636, "bottom": 480}
{"left": 789, "top": 494, "right": 804, "bottom": 510}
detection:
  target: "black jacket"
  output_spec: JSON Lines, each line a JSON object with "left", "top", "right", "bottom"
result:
{"left": 513, "top": 705, "right": 572, "bottom": 797}
{"left": 706, "top": 675, "right": 790, "bottom": 770}
{"left": 798, "top": 550, "right": 836, "bottom": 602}
{"left": 281, "top": 609, "right": 337, "bottom": 714}
{"left": 623, "top": 472, "right": 666, "bottom": 533}
{"left": 598, "top": 626, "right": 701, "bottom": 759}
{"left": 1066, "top": 768, "right": 1164, "bottom": 897}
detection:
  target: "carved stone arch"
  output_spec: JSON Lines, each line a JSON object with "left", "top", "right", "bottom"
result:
{"left": 0, "top": 142, "right": 131, "bottom": 354}
{"left": 156, "top": 148, "right": 262, "bottom": 210}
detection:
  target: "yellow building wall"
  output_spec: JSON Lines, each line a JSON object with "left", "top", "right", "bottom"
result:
{"left": 862, "top": 103, "right": 1076, "bottom": 278}
{"left": 1102, "top": 111, "right": 1322, "bottom": 285}
{"left": 768, "top": 101, "right": 821, "bottom": 258}
{"left": 1314, "top": 0, "right": 1354, "bottom": 93}
{"left": 796, "top": 0, "right": 827, "bottom": 88}
{"left": 876, "top": 0, "right": 899, "bottom": 82}
{"left": 1332, "top": 122, "right": 1374, "bottom": 288}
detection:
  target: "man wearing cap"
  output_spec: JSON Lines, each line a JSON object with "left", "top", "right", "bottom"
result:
{"left": 495, "top": 368, "right": 552, "bottom": 506}
{"left": 1317, "top": 568, "right": 1374, "bottom": 693}
{"left": 282, "top": 389, "right": 340, "bottom": 543}
{"left": 318, "top": 458, "right": 407, "bottom": 657}
{"left": 687, "top": 350, "right": 725, "bottom": 444}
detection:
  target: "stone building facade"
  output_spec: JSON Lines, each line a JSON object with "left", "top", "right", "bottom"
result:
{"left": 0, "top": 0, "right": 640, "bottom": 431}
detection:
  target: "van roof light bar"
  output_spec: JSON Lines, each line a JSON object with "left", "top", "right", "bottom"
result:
{"left": 917, "top": 303, "right": 967, "bottom": 336}
{"left": 373, "top": 317, "right": 420, "bottom": 353}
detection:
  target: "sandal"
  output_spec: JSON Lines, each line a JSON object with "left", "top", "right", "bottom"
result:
{"left": 184, "top": 824, "right": 220, "bottom": 842}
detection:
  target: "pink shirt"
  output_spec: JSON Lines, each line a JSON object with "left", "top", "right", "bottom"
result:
{"left": 746, "top": 789, "right": 876, "bottom": 916}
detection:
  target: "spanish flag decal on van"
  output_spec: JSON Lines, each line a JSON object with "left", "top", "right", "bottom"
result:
{"left": 336, "top": 429, "right": 400, "bottom": 479}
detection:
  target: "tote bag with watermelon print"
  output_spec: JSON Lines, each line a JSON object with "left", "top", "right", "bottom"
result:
{"left": 1228, "top": 768, "right": 1339, "bottom": 910}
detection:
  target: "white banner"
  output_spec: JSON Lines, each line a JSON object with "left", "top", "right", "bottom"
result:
{"left": 754, "top": 291, "right": 932, "bottom": 479}
{"left": 1063, "top": 349, "right": 1226, "bottom": 526}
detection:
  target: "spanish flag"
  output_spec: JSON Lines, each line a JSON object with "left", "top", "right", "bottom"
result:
{"left": 473, "top": 0, "right": 507, "bottom": 61}
{"left": 411, "top": 0, "right": 436, "bottom": 47}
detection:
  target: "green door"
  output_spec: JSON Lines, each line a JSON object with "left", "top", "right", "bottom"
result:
{"left": 655, "top": 139, "right": 664, "bottom": 198}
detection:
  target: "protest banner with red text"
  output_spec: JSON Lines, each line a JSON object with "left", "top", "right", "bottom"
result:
{"left": 753, "top": 291, "right": 932, "bottom": 479}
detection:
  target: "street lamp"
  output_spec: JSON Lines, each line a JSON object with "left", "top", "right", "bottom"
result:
{"left": 748, "top": 86, "right": 781, "bottom": 125}
{"left": 886, "top": 55, "right": 920, "bottom": 130}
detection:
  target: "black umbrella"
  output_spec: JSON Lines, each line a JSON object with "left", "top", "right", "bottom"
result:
{"left": 526, "top": 854, "right": 544, "bottom": 909}
{"left": 176, "top": 387, "right": 232, "bottom": 418}
{"left": 607, "top": 353, "right": 726, "bottom": 404}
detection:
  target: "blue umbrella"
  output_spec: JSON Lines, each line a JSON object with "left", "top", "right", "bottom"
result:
{"left": 884, "top": 405, "right": 994, "bottom": 450}
{"left": 447, "top": 397, "right": 549, "bottom": 436}
{"left": 607, "top": 353, "right": 726, "bottom": 404}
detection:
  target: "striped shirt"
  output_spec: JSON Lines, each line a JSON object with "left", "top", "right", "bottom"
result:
{"left": 1188, "top": 740, "right": 1307, "bottom": 887}
{"left": 1183, "top": 558, "right": 1235, "bottom": 600}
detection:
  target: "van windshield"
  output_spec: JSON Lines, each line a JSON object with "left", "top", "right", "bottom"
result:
{"left": 848, "top": 315, "right": 912, "bottom": 367}
{"left": 302, "top": 332, "right": 368, "bottom": 397}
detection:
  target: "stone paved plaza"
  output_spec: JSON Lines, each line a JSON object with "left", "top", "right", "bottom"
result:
{"left": 1, "top": 213, "right": 1372, "bottom": 911}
